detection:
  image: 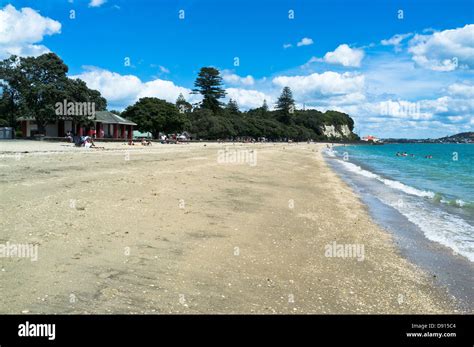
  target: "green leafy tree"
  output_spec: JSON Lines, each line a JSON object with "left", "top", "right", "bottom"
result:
{"left": 67, "top": 78, "right": 106, "bottom": 111}
{"left": 192, "top": 67, "right": 226, "bottom": 112}
{"left": 0, "top": 55, "right": 26, "bottom": 130}
{"left": 64, "top": 78, "right": 107, "bottom": 126}
{"left": 122, "top": 97, "right": 185, "bottom": 139}
{"left": 15, "top": 53, "right": 70, "bottom": 134}
{"left": 0, "top": 53, "right": 107, "bottom": 134}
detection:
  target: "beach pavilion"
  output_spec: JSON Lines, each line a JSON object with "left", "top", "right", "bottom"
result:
{"left": 18, "top": 111, "right": 137, "bottom": 140}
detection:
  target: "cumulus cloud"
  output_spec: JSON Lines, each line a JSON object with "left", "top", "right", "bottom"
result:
{"left": 342, "top": 92, "right": 473, "bottom": 135}
{"left": 225, "top": 88, "right": 272, "bottom": 109}
{"left": 322, "top": 44, "right": 365, "bottom": 67}
{"left": 222, "top": 71, "right": 255, "bottom": 86}
{"left": 272, "top": 71, "right": 365, "bottom": 97}
{"left": 0, "top": 4, "right": 61, "bottom": 58}
{"left": 138, "top": 80, "right": 193, "bottom": 103}
{"left": 283, "top": 43, "right": 292, "bottom": 49}
{"left": 305, "top": 44, "right": 364, "bottom": 68}
{"left": 447, "top": 82, "right": 474, "bottom": 98}
{"left": 71, "top": 67, "right": 196, "bottom": 107}
{"left": 408, "top": 24, "right": 474, "bottom": 71}
{"left": 297, "top": 37, "right": 314, "bottom": 47}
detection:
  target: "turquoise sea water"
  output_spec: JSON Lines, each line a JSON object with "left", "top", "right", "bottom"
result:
{"left": 327, "top": 143, "right": 474, "bottom": 262}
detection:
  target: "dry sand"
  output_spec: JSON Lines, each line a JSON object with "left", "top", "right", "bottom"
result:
{"left": 0, "top": 140, "right": 460, "bottom": 313}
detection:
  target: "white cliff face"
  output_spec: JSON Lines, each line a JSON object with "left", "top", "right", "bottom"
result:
{"left": 321, "top": 124, "right": 351, "bottom": 139}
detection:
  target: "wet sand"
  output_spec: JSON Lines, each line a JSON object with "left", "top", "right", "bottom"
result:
{"left": 327, "top": 156, "right": 474, "bottom": 311}
{"left": 0, "top": 140, "right": 461, "bottom": 313}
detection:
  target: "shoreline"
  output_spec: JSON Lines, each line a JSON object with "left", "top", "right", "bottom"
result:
{"left": 0, "top": 140, "right": 464, "bottom": 313}
{"left": 324, "top": 149, "right": 473, "bottom": 311}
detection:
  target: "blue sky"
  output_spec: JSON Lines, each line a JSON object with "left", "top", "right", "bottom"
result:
{"left": 0, "top": 0, "right": 473, "bottom": 138}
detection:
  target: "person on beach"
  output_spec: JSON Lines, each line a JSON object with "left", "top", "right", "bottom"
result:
{"left": 84, "top": 137, "right": 96, "bottom": 148}
{"left": 66, "top": 131, "right": 73, "bottom": 143}
{"left": 80, "top": 135, "right": 90, "bottom": 146}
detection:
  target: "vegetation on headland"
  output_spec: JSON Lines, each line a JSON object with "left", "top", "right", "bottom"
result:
{"left": 0, "top": 53, "right": 358, "bottom": 141}
{"left": 382, "top": 132, "right": 474, "bottom": 144}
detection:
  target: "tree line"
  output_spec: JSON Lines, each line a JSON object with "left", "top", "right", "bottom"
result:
{"left": 0, "top": 54, "right": 358, "bottom": 141}
{"left": 0, "top": 53, "right": 106, "bottom": 134}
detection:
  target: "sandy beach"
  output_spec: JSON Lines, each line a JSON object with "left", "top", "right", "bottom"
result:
{"left": 0, "top": 140, "right": 460, "bottom": 313}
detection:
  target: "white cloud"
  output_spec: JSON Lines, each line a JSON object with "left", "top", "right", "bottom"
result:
{"left": 284, "top": 37, "right": 313, "bottom": 49}
{"left": 447, "top": 115, "right": 464, "bottom": 122}
{"left": 323, "top": 92, "right": 366, "bottom": 106}
{"left": 71, "top": 67, "right": 196, "bottom": 107}
{"left": 222, "top": 71, "right": 255, "bottom": 86}
{"left": 159, "top": 65, "right": 170, "bottom": 74}
{"left": 381, "top": 33, "right": 412, "bottom": 51}
{"left": 139, "top": 80, "right": 193, "bottom": 103}
{"left": 89, "top": 0, "right": 107, "bottom": 8}
{"left": 408, "top": 24, "right": 474, "bottom": 71}
{"left": 447, "top": 83, "right": 474, "bottom": 98}
{"left": 225, "top": 88, "right": 272, "bottom": 110}
{"left": 322, "top": 44, "right": 365, "bottom": 67}
{"left": 272, "top": 71, "right": 365, "bottom": 97}
{"left": 0, "top": 4, "right": 61, "bottom": 58}
{"left": 71, "top": 67, "right": 142, "bottom": 103}
{"left": 297, "top": 37, "right": 314, "bottom": 47}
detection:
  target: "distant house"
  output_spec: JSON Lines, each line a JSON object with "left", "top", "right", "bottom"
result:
{"left": 18, "top": 111, "right": 137, "bottom": 139}
{"left": 361, "top": 135, "right": 380, "bottom": 143}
